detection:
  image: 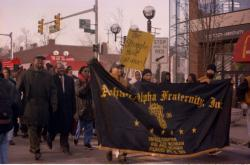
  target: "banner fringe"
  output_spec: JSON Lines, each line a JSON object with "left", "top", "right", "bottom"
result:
{"left": 97, "top": 145, "right": 224, "bottom": 159}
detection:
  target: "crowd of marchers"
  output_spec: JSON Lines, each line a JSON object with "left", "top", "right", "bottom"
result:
{"left": 0, "top": 56, "right": 250, "bottom": 164}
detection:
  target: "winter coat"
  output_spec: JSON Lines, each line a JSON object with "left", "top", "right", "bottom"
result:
{"left": 74, "top": 79, "right": 93, "bottom": 122}
{"left": 17, "top": 69, "right": 57, "bottom": 127}
{"left": 237, "top": 76, "right": 250, "bottom": 105}
{"left": 49, "top": 74, "right": 76, "bottom": 134}
{"left": 0, "top": 78, "right": 21, "bottom": 134}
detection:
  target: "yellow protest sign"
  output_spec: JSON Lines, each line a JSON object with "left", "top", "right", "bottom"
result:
{"left": 120, "top": 30, "right": 154, "bottom": 70}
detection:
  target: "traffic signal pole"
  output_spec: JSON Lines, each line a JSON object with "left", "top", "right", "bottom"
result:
{"left": 43, "top": 8, "right": 94, "bottom": 25}
{"left": 95, "top": 0, "right": 99, "bottom": 61}
{"left": 39, "top": 0, "right": 99, "bottom": 60}
{"left": 0, "top": 32, "right": 13, "bottom": 59}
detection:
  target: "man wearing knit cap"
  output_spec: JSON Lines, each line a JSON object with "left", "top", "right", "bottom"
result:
{"left": 142, "top": 69, "right": 153, "bottom": 82}
{"left": 131, "top": 69, "right": 153, "bottom": 93}
{"left": 109, "top": 61, "right": 128, "bottom": 87}
{"left": 107, "top": 61, "right": 128, "bottom": 162}
{"left": 199, "top": 64, "right": 217, "bottom": 84}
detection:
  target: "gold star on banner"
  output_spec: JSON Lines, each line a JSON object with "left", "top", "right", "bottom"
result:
{"left": 150, "top": 128, "right": 154, "bottom": 134}
{"left": 170, "top": 130, "right": 174, "bottom": 135}
{"left": 166, "top": 112, "right": 173, "bottom": 119}
{"left": 161, "top": 130, "right": 165, "bottom": 135}
{"left": 179, "top": 129, "right": 184, "bottom": 135}
{"left": 134, "top": 120, "right": 140, "bottom": 127}
{"left": 192, "top": 128, "right": 197, "bottom": 134}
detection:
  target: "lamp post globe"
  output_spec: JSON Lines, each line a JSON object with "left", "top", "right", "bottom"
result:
{"left": 143, "top": 6, "right": 155, "bottom": 20}
{"left": 143, "top": 5, "right": 155, "bottom": 33}
{"left": 110, "top": 23, "right": 121, "bottom": 41}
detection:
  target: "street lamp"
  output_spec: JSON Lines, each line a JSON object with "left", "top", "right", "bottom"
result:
{"left": 143, "top": 5, "right": 155, "bottom": 33}
{"left": 110, "top": 23, "right": 121, "bottom": 42}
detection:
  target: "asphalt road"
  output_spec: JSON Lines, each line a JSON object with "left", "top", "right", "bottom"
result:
{"left": 8, "top": 135, "right": 250, "bottom": 164}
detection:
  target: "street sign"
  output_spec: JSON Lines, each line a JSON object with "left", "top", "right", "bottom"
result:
{"left": 152, "top": 38, "right": 168, "bottom": 62}
{"left": 84, "top": 28, "right": 95, "bottom": 34}
{"left": 151, "top": 37, "right": 169, "bottom": 76}
{"left": 49, "top": 25, "right": 57, "bottom": 33}
{"left": 79, "top": 19, "right": 91, "bottom": 30}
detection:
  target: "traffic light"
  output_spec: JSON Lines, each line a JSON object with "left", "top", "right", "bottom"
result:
{"left": 54, "top": 13, "right": 61, "bottom": 31}
{"left": 38, "top": 19, "right": 44, "bottom": 34}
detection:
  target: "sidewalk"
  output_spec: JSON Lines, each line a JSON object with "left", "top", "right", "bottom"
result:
{"left": 230, "top": 108, "right": 249, "bottom": 146}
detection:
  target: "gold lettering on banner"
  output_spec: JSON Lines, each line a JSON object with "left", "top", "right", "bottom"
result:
{"left": 209, "top": 97, "right": 222, "bottom": 109}
{"left": 100, "top": 84, "right": 223, "bottom": 110}
{"left": 137, "top": 92, "right": 157, "bottom": 104}
{"left": 148, "top": 136, "right": 186, "bottom": 154}
{"left": 159, "top": 90, "right": 207, "bottom": 108}
{"left": 100, "top": 84, "right": 111, "bottom": 98}
{"left": 100, "top": 84, "right": 133, "bottom": 99}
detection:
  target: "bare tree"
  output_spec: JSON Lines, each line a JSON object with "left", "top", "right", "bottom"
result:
{"left": 191, "top": 0, "right": 225, "bottom": 69}
{"left": 11, "top": 28, "right": 33, "bottom": 52}
{"left": 12, "top": 28, "right": 33, "bottom": 50}
{"left": 175, "top": 0, "right": 235, "bottom": 72}
{"left": 38, "top": 24, "right": 64, "bottom": 46}
{"left": 0, "top": 45, "right": 10, "bottom": 57}
{"left": 78, "top": 33, "right": 94, "bottom": 47}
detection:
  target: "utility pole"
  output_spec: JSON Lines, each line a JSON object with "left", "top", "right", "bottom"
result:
{"left": 95, "top": 0, "right": 99, "bottom": 60}
{"left": 38, "top": 0, "right": 99, "bottom": 60}
{"left": 0, "top": 32, "right": 13, "bottom": 59}
{"left": 10, "top": 32, "right": 13, "bottom": 59}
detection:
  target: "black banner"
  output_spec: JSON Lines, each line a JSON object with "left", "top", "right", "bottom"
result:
{"left": 89, "top": 59, "right": 232, "bottom": 158}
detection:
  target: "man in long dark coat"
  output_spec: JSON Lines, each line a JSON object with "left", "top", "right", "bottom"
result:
{"left": 47, "top": 63, "right": 76, "bottom": 154}
{"left": 17, "top": 56, "right": 57, "bottom": 160}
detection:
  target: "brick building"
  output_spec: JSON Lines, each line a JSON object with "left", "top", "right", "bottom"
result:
{"left": 169, "top": 0, "right": 250, "bottom": 81}
{"left": 189, "top": 0, "right": 250, "bottom": 77}
{"left": 1, "top": 39, "right": 120, "bottom": 72}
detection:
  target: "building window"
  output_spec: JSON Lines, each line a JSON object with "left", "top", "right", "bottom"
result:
{"left": 217, "top": 0, "right": 233, "bottom": 13}
{"left": 198, "top": 0, "right": 233, "bottom": 15}
{"left": 198, "top": 0, "right": 250, "bottom": 15}
{"left": 233, "top": 0, "right": 250, "bottom": 11}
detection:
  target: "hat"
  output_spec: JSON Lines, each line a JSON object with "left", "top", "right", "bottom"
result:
{"left": 206, "top": 64, "right": 217, "bottom": 72}
{"left": 111, "top": 61, "right": 124, "bottom": 69}
{"left": 142, "top": 69, "right": 152, "bottom": 77}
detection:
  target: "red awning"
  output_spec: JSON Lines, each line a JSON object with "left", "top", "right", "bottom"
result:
{"left": 2, "top": 58, "right": 21, "bottom": 69}
{"left": 46, "top": 54, "right": 75, "bottom": 63}
{"left": 232, "top": 31, "right": 250, "bottom": 63}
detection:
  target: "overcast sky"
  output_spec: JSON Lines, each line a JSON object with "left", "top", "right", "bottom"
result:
{"left": 0, "top": 0, "right": 169, "bottom": 51}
